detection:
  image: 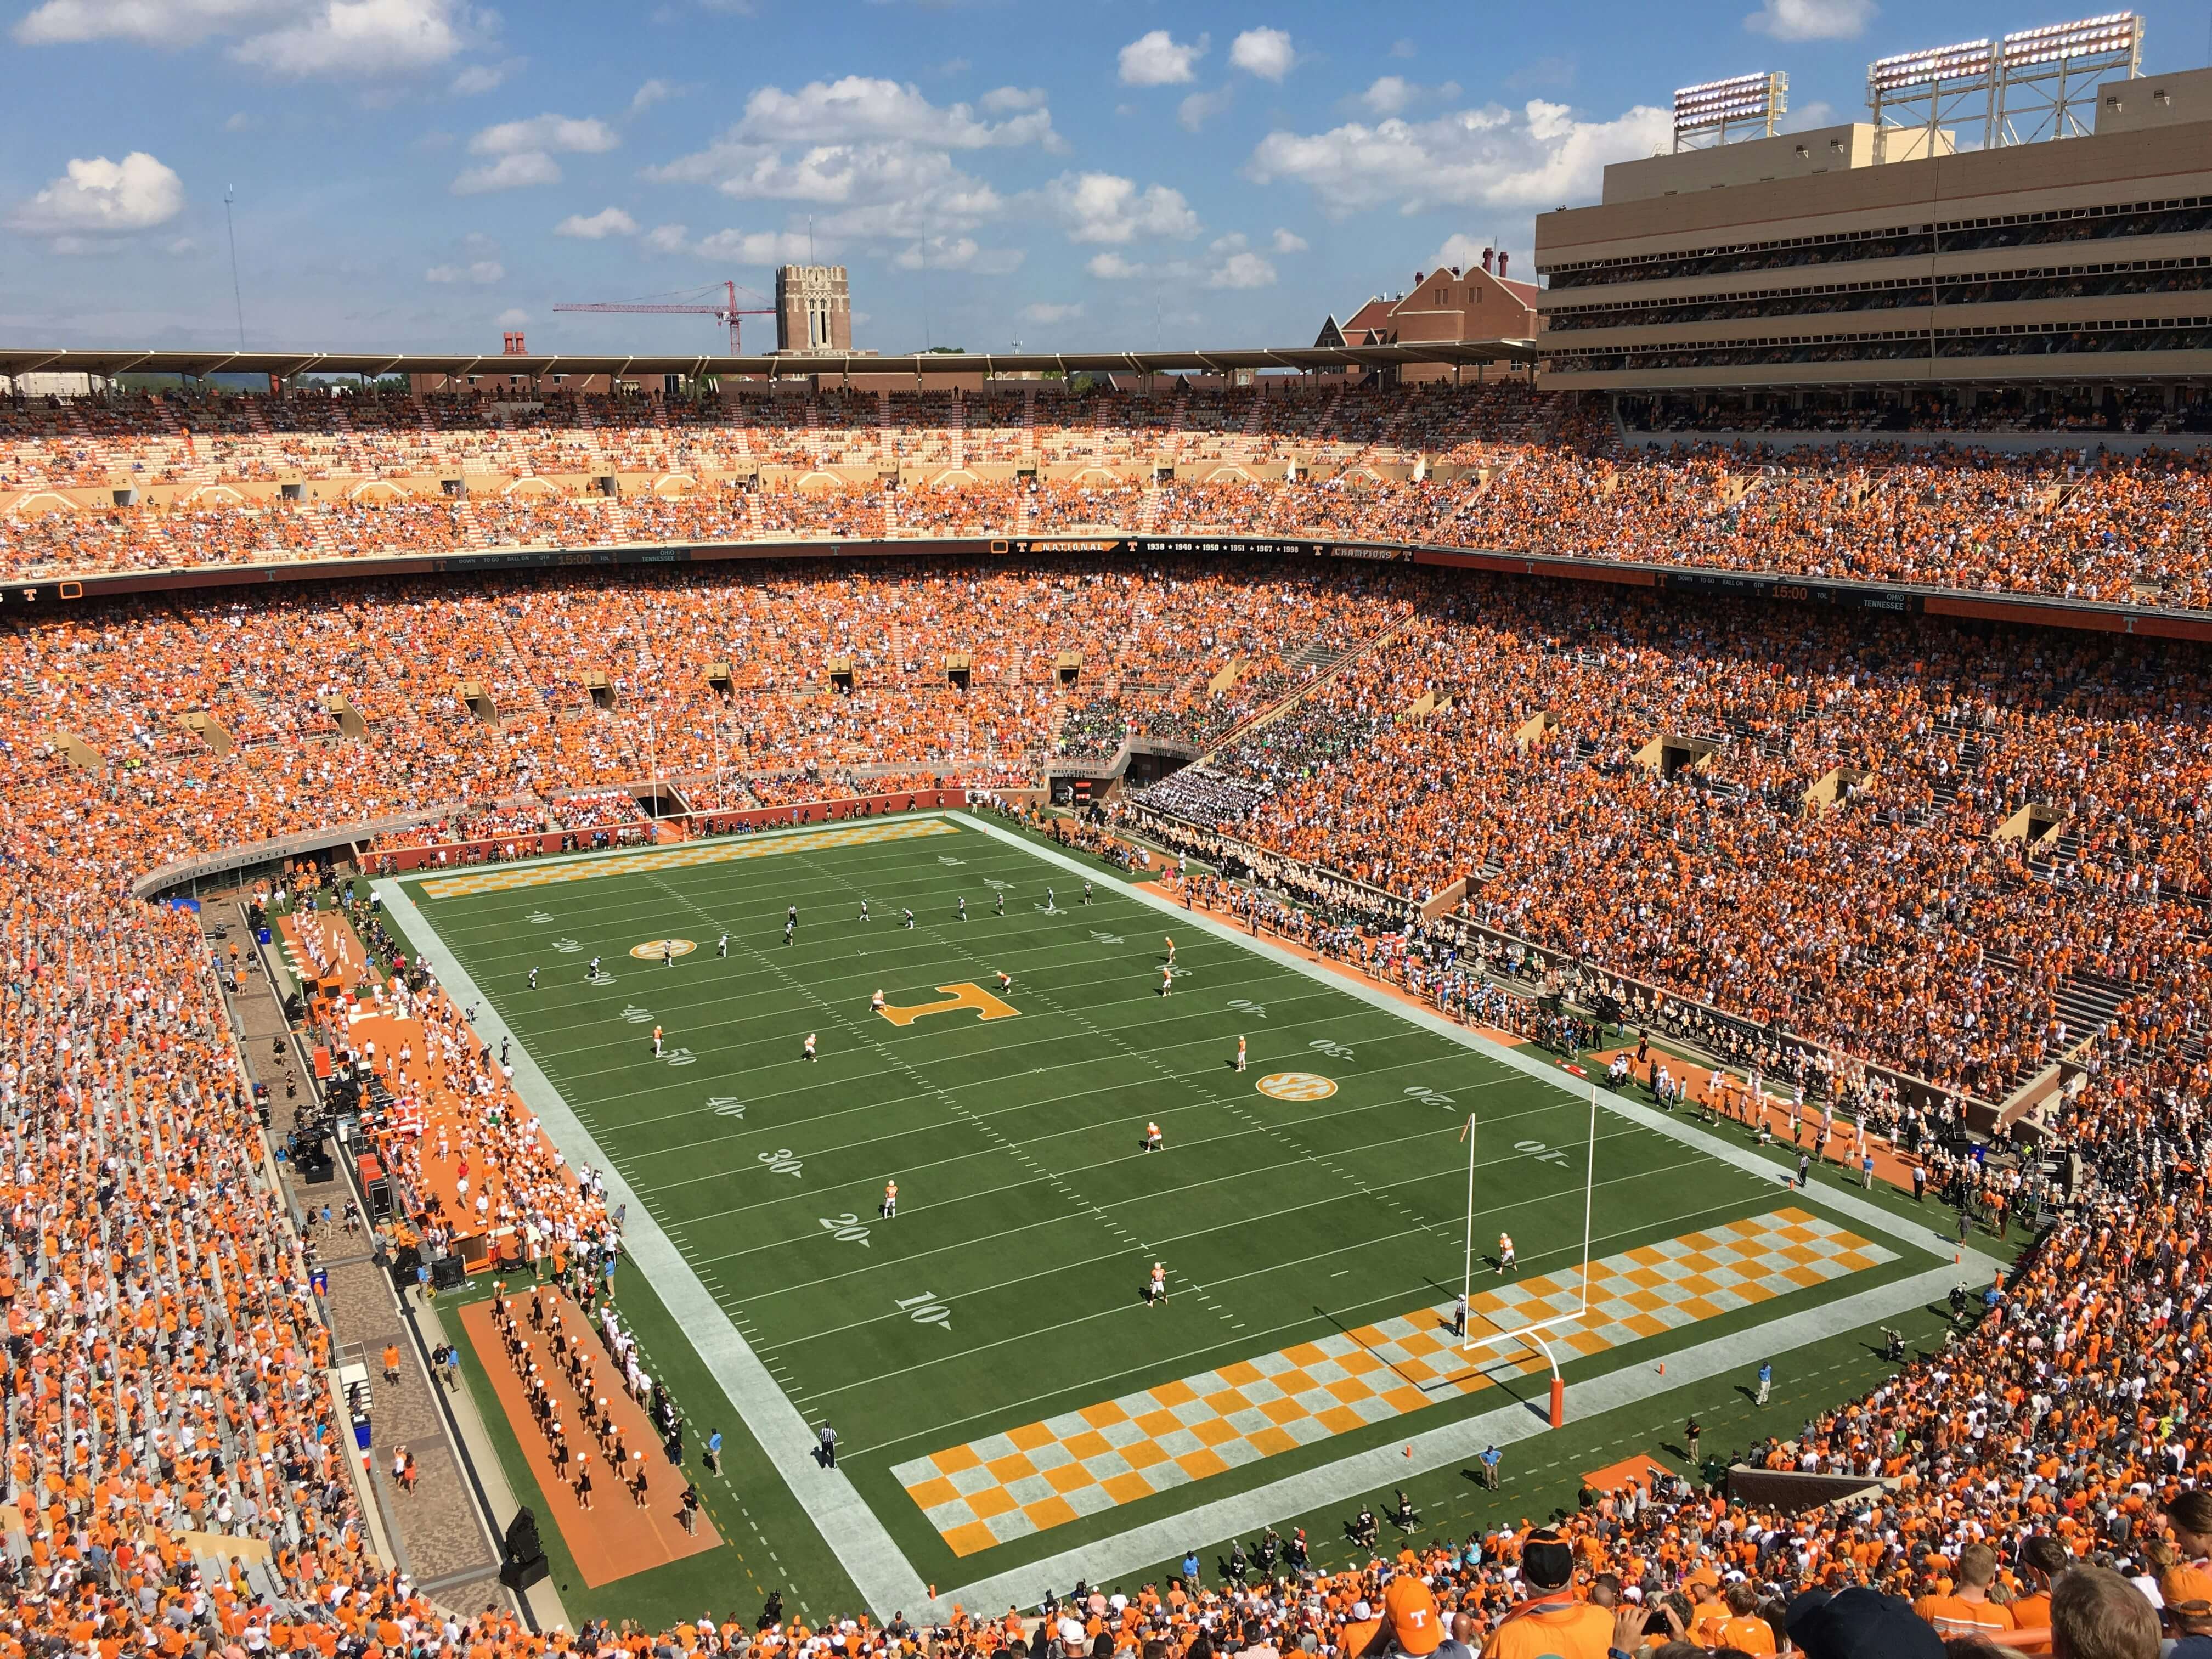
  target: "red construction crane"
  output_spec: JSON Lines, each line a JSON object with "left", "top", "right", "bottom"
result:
{"left": 551, "top": 280, "right": 774, "bottom": 353}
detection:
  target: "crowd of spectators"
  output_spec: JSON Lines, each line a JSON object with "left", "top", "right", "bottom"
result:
{"left": 4, "top": 551, "right": 2212, "bottom": 1658}
{"left": 14, "top": 382, "right": 2212, "bottom": 613}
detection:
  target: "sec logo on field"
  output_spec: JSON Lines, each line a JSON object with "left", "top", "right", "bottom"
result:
{"left": 629, "top": 938, "right": 698, "bottom": 960}
{"left": 1256, "top": 1071, "right": 1336, "bottom": 1101}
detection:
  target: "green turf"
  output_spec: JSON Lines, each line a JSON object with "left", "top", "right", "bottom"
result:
{"left": 393, "top": 814, "right": 1938, "bottom": 1620}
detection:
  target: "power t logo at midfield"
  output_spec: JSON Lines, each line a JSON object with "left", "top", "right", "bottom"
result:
{"left": 876, "top": 983, "right": 1021, "bottom": 1027}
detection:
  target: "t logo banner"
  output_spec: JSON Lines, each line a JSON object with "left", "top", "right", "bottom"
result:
{"left": 876, "top": 982, "right": 1020, "bottom": 1027}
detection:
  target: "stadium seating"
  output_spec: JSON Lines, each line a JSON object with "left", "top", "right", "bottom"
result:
{"left": 1, "top": 546, "right": 2207, "bottom": 1657}
{"left": 9, "top": 381, "right": 2212, "bottom": 612}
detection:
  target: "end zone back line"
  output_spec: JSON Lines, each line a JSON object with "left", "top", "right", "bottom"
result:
{"left": 380, "top": 811, "right": 1997, "bottom": 1619}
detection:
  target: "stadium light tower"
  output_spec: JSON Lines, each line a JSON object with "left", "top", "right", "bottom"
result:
{"left": 1671, "top": 72, "right": 1788, "bottom": 151}
{"left": 1868, "top": 12, "right": 2141, "bottom": 161}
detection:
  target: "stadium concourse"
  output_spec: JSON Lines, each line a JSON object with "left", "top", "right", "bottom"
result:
{"left": 1, "top": 439, "right": 2211, "bottom": 1656}
{"left": 5, "top": 380, "right": 2212, "bottom": 611}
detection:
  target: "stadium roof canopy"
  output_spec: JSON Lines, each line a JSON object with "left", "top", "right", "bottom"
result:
{"left": 0, "top": 340, "right": 1537, "bottom": 380}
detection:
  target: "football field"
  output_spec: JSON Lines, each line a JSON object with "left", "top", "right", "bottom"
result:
{"left": 378, "top": 811, "right": 1980, "bottom": 1618}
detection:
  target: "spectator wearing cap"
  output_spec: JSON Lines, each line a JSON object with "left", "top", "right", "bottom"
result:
{"left": 1482, "top": 1530, "right": 1611, "bottom": 1658}
{"left": 2161, "top": 1491, "right": 2212, "bottom": 1629}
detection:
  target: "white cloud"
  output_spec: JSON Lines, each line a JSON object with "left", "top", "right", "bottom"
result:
{"left": 495, "top": 306, "right": 528, "bottom": 326}
{"left": 1357, "top": 75, "right": 1460, "bottom": 117}
{"left": 1389, "top": 37, "right": 1416, "bottom": 58}
{"left": 1248, "top": 98, "right": 1672, "bottom": 216}
{"left": 892, "top": 236, "right": 1022, "bottom": 276}
{"left": 224, "top": 110, "right": 257, "bottom": 130}
{"left": 650, "top": 139, "right": 1004, "bottom": 240}
{"left": 1022, "top": 302, "right": 1082, "bottom": 324}
{"left": 730, "top": 76, "right": 1055, "bottom": 149}
{"left": 469, "top": 114, "right": 618, "bottom": 155}
{"left": 554, "top": 206, "right": 638, "bottom": 239}
{"left": 1087, "top": 252, "right": 1143, "bottom": 279}
{"left": 1269, "top": 227, "right": 1308, "bottom": 253}
{"left": 1118, "top": 29, "right": 1205, "bottom": 87}
{"left": 1361, "top": 76, "right": 1413, "bottom": 117}
{"left": 1746, "top": 0, "right": 1876, "bottom": 40}
{"left": 1177, "top": 86, "right": 1233, "bottom": 132}
{"left": 1208, "top": 250, "right": 1276, "bottom": 289}
{"left": 239, "top": 0, "right": 473, "bottom": 75}
{"left": 15, "top": 0, "right": 484, "bottom": 77}
{"left": 451, "top": 151, "right": 561, "bottom": 194}
{"left": 629, "top": 77, "right": 676, "bottom": 114}
{"left": 425, "top": 259, "right": 503, "bottom": 283}
{"left": 1045, "top": 172, "right": 1199, "bottom": 245}
{"left": 1229, "top": 26, "right": 1294, "bottom": 81}
{"left": 647, "top": 223, "right": 817, "bottom": 264}
{"left": 454, "top": 114, "right": 614, "bottom": 196}
{"left": 450, "top": 58, "right": 515, "bottom": 94}
{"left": 979, "top": 85, "right": 1045, "bottom": 114}
{"left": 8, "top": 151, "right": 184, "bottom": 236}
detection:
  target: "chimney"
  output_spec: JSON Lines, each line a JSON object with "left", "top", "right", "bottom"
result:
{"left": 503, "top": 331, "right": 528, "bottom": 355}
{"left": 1481, "top": 247, "right": 1493, "bottom": 273}
{"left": 1498, "top": 250, "right": 1510, "bottom": 279}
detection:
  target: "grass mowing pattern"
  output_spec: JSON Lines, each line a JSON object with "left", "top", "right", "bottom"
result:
{"left": 401, "top": 816, "right": 1928, "bottom": 1616}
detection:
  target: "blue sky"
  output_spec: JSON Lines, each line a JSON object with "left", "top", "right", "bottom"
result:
{"left": 2, "top": 0, "right": 2204, "bottom": 356}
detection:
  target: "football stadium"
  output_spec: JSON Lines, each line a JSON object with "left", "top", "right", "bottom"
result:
{"left": 5, "top": 8, "right": 2212, "bottom": 1659}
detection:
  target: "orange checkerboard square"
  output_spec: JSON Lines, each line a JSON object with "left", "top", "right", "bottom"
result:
{"left": 1023, "top": 1496, "right": 1079, "bottom": 1531}
{"left": 1007, "top": 1422, "right": 1054, "bottom": 1453}
{"left": 1248, "top": 1426, "right": 1298, "bottom": 1458}
{"left": 1202, "top": 1388, "right": 1250, "bottom": 1414}
{"left": 1133, "top": 1408, "right": 1182, "bottom": 1438}
{"left": 932, "top": 1443, "right": 983, "bottom": 1475}
{"left": 1079, "top": 1401, "right": 1127, "bottom": 1429}
{"left": 1177, "top": 1448, "right": 1230, "bottom": 1481}
{"left": 944, "top": 1521, "right": 998, "bottom": 1558}
{"left": 1317, "top": 1404, "right": 1364, "bottom": 1435}
{"left": 968, "top": 1486, "right": 1018, "bottom": 1521}
{"left": 1063, "top": 1430, "right": 1111, "bottom": 1462}
{"left": 906, "top": 1476, "right": 959, "bottom": 1511}
{"left": 1102, "top": 1471, "right": 1155, "bottom": 1505}
{"left": 1121, "top": 1438, "right": 1169, "bottom": 1471}
{"left": 1217, "top": 1359, "right": 1263, "bottom": 1387}
{"left": 1261, "top": 1395, "right": 1306, "bottom": 1425}
{"left": 1045, "top": 1462, "right": 1095, "bottom": 1496}
{"left": 985, "top": 1452, "right": 1036, "bottom": 1484}
{"left": 1152, "top": 1379, "right": 1197, "bottom": 1407}
{"left": 1190, "top": 1418, "right": 1239, "bottom": 1448}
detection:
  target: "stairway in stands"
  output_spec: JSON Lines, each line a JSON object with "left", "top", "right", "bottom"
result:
{"left": 1136, "top": 482, "right": 1167, "bottom": 531}
{"left": 1196, "top": 616, "right": 1414, "bottom": 765}
{"left": 949, "top": 397, "right": 966, "bottom": 470}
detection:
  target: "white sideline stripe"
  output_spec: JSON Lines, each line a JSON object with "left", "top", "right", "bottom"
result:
{"left": 374, "top": 876, "right": 934, "bottom": 1615}
{"left": 384, "top": 814, "right": 2002, "bottom": 1620}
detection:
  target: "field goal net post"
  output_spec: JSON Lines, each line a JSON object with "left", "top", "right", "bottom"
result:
{"left": 1458, "top": 1084, "right": 1598, "bottom": 1429}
